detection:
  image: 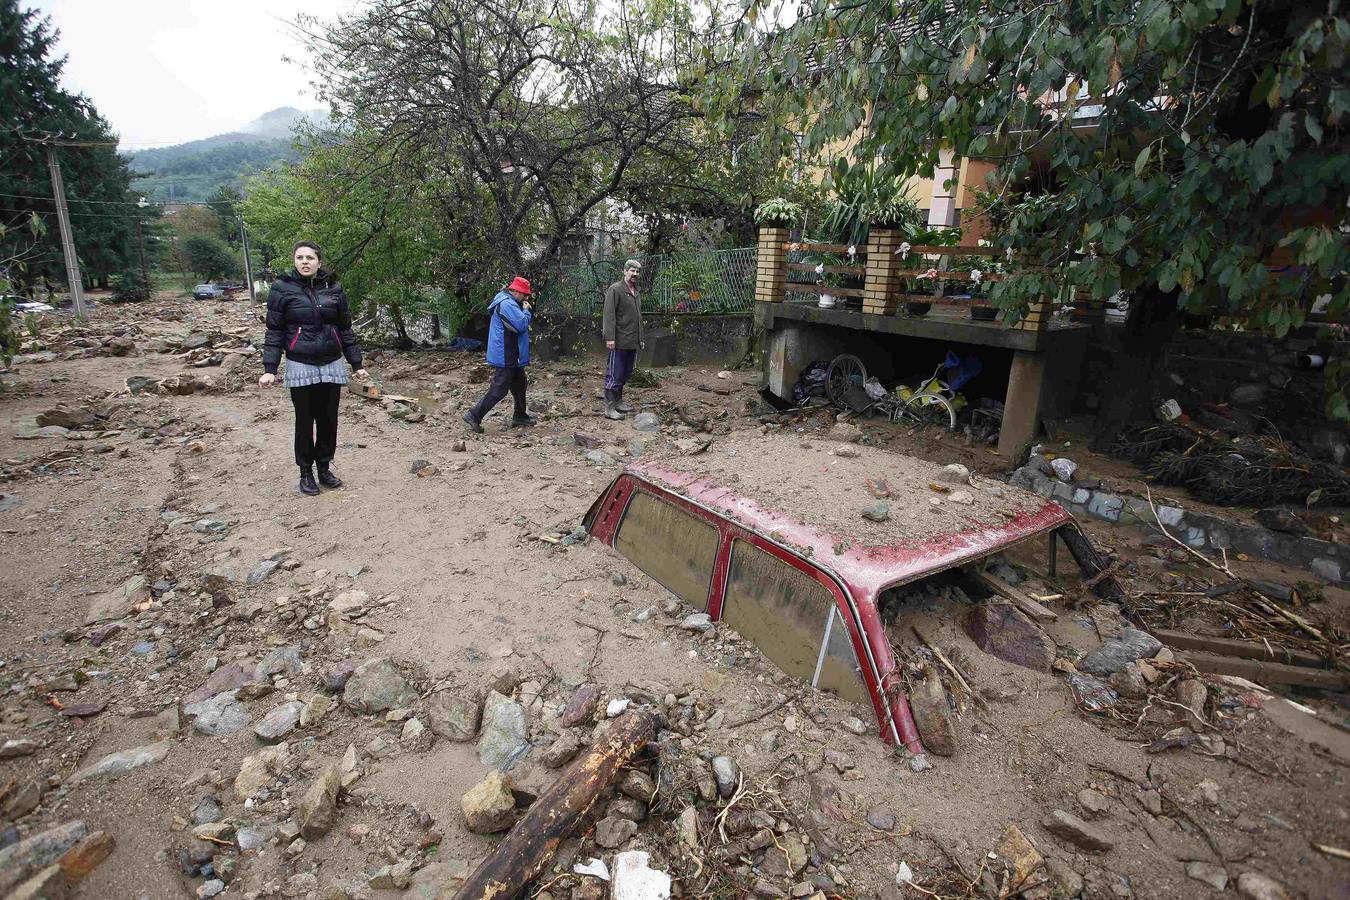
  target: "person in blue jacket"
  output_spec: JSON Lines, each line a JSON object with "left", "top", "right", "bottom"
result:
{"left": 463, "top": 276, "right": 536, "bottom": 433}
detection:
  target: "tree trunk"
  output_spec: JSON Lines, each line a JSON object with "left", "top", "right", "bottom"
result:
{"left": 390, "top": 307, "right": 412, "bottom": 348}
{"left": 450, "top": 712, "right": 657, "bottom": 900}
{"left": 1089, "top": 286, "right": 1182, "bottom": 450}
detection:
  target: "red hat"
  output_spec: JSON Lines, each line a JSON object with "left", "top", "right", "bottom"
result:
{"left": 508, "top": 276, "right": 532, "bottom": 295}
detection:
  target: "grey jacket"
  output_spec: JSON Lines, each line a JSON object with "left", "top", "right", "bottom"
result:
{"left": 602, "top": 280, "right": 642, "bottom": 350}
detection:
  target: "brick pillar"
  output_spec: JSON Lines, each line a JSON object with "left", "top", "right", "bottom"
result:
{"left": 1013, "top": 295, "right": 1053, "bottom": 332}
{"left": 864, "top": 228, "right": 902, "bottom": 314}
{"left": 1070, "top": 285, "right": 1105, "bottom": 324}
{"left": 755, "top": 227, "right": 788, "bottom": 303}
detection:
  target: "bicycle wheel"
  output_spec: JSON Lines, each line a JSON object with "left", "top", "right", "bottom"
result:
{"left": 825, "top": 354, "right": 868, "bottom": 411}
{"left": 900, "top": 391, "right": 957, "bottom": 431}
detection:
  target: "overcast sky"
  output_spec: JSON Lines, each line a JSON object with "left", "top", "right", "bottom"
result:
{"left": 30, "top": 0, "right": 357, "bottom": 149}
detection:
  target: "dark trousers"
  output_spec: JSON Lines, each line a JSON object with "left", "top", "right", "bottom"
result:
{"left": 468, "top": 366, "right": 527, "bottom": 422}
{"left": 290, "top": 383, "right": 340, "bottom": 468}
{"left": 605, "top": 349, "right": 637, "bottom": 392}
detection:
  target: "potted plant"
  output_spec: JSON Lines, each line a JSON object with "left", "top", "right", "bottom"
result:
{"left": 753, "top": 198, "right": 804, "bottom": 229}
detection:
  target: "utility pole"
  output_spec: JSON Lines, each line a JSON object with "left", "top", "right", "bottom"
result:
{"left": 44, "top": 145, "right": 88, "bottom": 317}
{"left": 136, "top": 197, "right": 150, "bottom": 291}
{"left": 239, "top": 218, "right": 256, "bottom": 302}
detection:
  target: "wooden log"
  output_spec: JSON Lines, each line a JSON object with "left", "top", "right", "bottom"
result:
{"left": 973, "top": 572, "right": 1058, "bottom": 622}
{"left": 450, "top": 712, "right": 658, "bottom": 900}
{"left": 1175, "top": 653, "right": 1350, "bottom": 691}
{"left": 1152, "top": 629, "right": 1326, "bottom": 669}
{"left": 1056, "top": 525, "right": 1126, "bottom": 602}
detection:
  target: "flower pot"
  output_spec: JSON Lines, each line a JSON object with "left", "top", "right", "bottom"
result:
{"left": 971, "top": 306, "right": 998, "bottom": 322}
{"left": 905, "top": 302, "right": 932, "bottom": 317}
{"left": 818, "top": 293, "right": 836, "bottom": 309}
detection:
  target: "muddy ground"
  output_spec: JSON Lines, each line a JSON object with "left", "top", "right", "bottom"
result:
{"left": 0, "top": 295, "right": 1346, "bottom": 900}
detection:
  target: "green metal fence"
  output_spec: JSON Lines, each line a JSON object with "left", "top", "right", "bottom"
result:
{"left": 538, "top": 247, "right": 757, "bottom": 316}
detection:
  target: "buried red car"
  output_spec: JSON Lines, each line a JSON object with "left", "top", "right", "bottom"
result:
{"left": 584, "top": 436, "right": 1119, "bottom": 755}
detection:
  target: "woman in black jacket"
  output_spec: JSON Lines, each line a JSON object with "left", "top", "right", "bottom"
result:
{"left": 259, "top": 241, "right": 368, "bottom": 495}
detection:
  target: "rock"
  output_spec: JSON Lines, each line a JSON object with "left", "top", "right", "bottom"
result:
{"left": 0, "top": 821, "right": 88, "bottom": 896}
{"left": 606, "top": 697, "right": 630, "bottom": 718}
{"left": 7, "top": 864, "right": 67, "bottom": 899}
{"left": 633, "top": 412, "right": 661, "bottom": 432}
{"left": 827, "top": 422, "right": 863, "bottom": 443}
{"left": 841, "top": 716, "right": 868, "bottom": 736}
{"left": 185, "top": 691, "right": 250, "bottom": 736}
{"left": 866, "top": 809, "right": 896, "bottom": 832}
{"left": 343, "top": 658, "right": 417, "bottom": 714}
{"left": 677, "top": 807, "right": 699, "bottom": 850}
{"left": 1255, "top": 508, "right": 1309, "bottom": 535}
{"left": 1174, "top": 679, "right": 1208, "bottom": 727}
{"left": 197, "top": 879, "right": 225, "bottom": 898}
{"left": 861, "top": 501, "right": 890, "bottom": 522}
{"left": 1042, "top": 810, "right": 1114, "bottom": 851}
{"left": 14, "top": 425, "right": 70, "bottom": 440}
{"left": 0, "top": 740, "right": 38, "bottom": 759}
{"left": 831, "top": 444, "right": 860, "bottom": 458}
{"left": 54, "top": 831, "right": 111, "bottom": 884}
{"left": 540, "top": 731, "right": 582, "bottom": 769}
{"left": 369, "top": 860, "right": 414, "bottom": 890}
{"left": 559, "top": 684, "right": 600, "bottom": 728}
{"left": 235, "top": 824, "right": 273, "bottom": 852}
{"left": 607, "top": 796, "right": 648, "bottom": 822}
{"left": 710, "top": 756, "right": 738, "bottom": 798}
{"left": 462, "top": 770, "right": 517, "bottom": 834}
{"left": 680, "top": 613, "right": 714, "bottom": 633}
{"left": 478, "top": 690, "right": 530, "bottom": 770}
{"left": 36, "top": 408, "right": 97, "bottom": 430}
{"left": 965, "top": 603, "right": 1055, "bottom": 670}
{"left": 995, "top": 824, "right": 1049, "bottom": 896}
{"left": 574, "top": 431, "right": 602, "bottom": 449}
{"left": 1108, "top": 666, "right": 1149, "bottom": 700}
{"left": 936, "top": 463, "right": 971, "bottom": 485}
{"left": 300, "top": 693, "right": 332, "bottom": 728}
{"left": 1066, "top": 672, "right": 1118, "bottom": 711}
{"left": 595, "top": 816, "right": 638, "bottom": 849}
{"left": 426, "top": 691, "right": 480, "bottom": 741}
{"left": 322, "top": 659, "right": 358, "bottom": 692}
{"left": 401, "top": 717, "right": 430, "bottom": 746}
{"left": 760, "top": 833, "right": 808, "bottom": 880}
{"left": 246, "top": 559, "right": 280, "bottom": 585}
{"left": 612, "top": 849, "right": 672, "bottom": 900}
{"left": 84, "top": 574, "right": 148, "bottom": 624}
{"left": 191, "top": 822, "right": 234, "bottom": 843}
{"left": 192, "top": 796, "right": 223, "bottom": 826}
{"left": 1050, "top": 458, "right": 1078, "bottom": 481}
{"left": 234, "top": 744, "right": 290, "bottom": 800}
{"left": 298, "top": 765, "right": 343, "bottom": 839}
{"left": 410, "top": 459, "right": 438, "bottom": 476}
{"left": 1077, "top": 789, "right": 1111, "bottom": 818}
{"left": 70, "top": 741, "right": 169, "bottom": 782}
{"left": 253, "top": 701, "right": 304, "bottom": 743}
{"left": 1078, "top": 628, "right": 1161, "bottom": 676}
{"left": 255, "top": 645, "right": 303, "bottom": 680}
{"left": 908, "top": 669, "right": 956, "bottom": 756}
{"left": 585, "top": 450, "right": 616, "bottom": 466}
{"left": 184, "top": 663, "right": 253, "bottom": 705}
{"left": 1236, "top": 872, "right": 1290, "bottom": 900}
{"left": 2, "top": 781, "right": 42, "bottom": 820}
{"left": 1185, "top": 862, "right": 1229, "bottom": 891}
{"left": 620, "top": 769, "right": 656, "bottom": 802}
{"left": 1045, "top": 859, "right": 1083, "bottom": 898}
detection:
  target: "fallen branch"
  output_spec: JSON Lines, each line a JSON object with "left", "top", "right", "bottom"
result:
{"left": 725, "top": 691, "right": 804, "bottom": 730}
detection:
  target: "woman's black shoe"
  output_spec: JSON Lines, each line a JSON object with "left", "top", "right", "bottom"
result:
{"left": 317, "top": 466, "right": 343, "bottom": 488}
{"left": 298, "top": 467, "right": 320, "bottom": 495}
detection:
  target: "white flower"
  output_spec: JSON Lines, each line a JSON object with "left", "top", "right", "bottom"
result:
{"left": 916, "top": 268, "right": 939, "bottom": 280}
{"left": 971, "top": 268, "right": 982, "bottom": 284}
{"left": 814, "top": 263, "right": 825, "bottom": 276}
{"left": 847, "top": 244, "right": 857, "bottom": 258}
{"left": 897, "top": 242, "right": 912, "bottom": 259}
{"left": 1005, "top": 246, "right": 1014, "bottom": 261}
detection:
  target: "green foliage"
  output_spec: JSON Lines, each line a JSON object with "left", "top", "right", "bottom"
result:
{"left": 184, "top": 235, "right": 237, "bottom": 281}
{"left": 752, "top": 198, "right": 804, "bottom": 226}
{"left": 112, "top": 266, "right": 151, "bottom": 302}
{"left": 711, "top": 0, "right": 1350, "bottom": 418}
{"left": 816, "top": 167, "right": 921, "bottom": 245}
{"left": 131, "top": 138, "right": 298, "bottom": 202}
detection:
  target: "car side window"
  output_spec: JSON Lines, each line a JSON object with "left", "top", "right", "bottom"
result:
{"left": 722, "top": 539, "right": 867, "bottom": 703}
{"left": 615, "top": 491, "right": 719, "bottom": 611}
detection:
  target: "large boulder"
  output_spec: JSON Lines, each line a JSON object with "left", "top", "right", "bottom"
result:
{"left": 426, "top": 691, "right": 481, "bottom": 742}
{"left": 461, "top": 770, "right": 517, "bottom": 834}
{"left": 298, "top": 765, "right": 343, "bottom": 839}
{"left": 0, "top": 821, "right": 88, "bottom": 896}
{"left": 1078, "top": 628, "right": 1161, "bottom": 676}
{"left": 343, "top": 658, "right": 417, "bottom": 714}
{"left": 184, "top": 691, "right": 250, "bottom": 736}
{"left": 908, "top": 671, "right": 956, "bottom": 756}
{"left": 964, "top": 603, "right": 1056, "bottom": 670}
{"left": 477, "top": 691, "right": 529, "bottom": 771}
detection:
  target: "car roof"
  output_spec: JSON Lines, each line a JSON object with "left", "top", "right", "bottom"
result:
{"left": 625, "top": 435, "right": 1073, "bottom": 597}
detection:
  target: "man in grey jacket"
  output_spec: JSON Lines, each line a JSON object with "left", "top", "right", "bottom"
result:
{"left": 601, "top": 259, "right": 643, "bottom": 420}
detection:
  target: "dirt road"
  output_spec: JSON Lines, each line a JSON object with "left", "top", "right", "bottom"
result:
{"left": 0, "top": 297, "right": 1344, "bottom": 899}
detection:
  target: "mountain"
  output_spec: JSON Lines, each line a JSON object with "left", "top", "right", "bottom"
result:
{"left": 129, "top": 107, "right": 327, "bottom": 201}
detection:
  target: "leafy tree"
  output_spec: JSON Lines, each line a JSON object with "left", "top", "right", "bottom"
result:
{"left": 111, "top": 266, "right": 150, "bottom": 302}
{"left": 184, "top": 235, "right": 237, "bottom": 281}
{"left": 1, "top": 0, "right": 140, "bottom": 294}
{"left": 710, "top": 0, "right": 1350, "bottom": 433}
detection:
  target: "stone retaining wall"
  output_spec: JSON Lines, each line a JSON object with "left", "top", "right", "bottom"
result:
{"left": 1010, "top": 463, "right": 1349, "bottom": 585}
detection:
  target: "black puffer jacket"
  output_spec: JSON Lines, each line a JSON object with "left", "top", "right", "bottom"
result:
{"left": 262, "top": 270, "right": 362, "bottom": 375}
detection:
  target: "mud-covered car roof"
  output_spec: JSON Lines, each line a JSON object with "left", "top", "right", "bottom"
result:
{"left": 626, "top": 436, "right": 1072, "bottom": 597}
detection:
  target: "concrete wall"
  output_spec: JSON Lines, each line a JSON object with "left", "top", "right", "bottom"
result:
{"left": 531, "top": 312, "right": 756, "bottom": 369}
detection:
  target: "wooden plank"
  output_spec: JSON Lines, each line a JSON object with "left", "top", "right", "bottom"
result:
{"left": 973, "top": 572, "right": 1059, "bottom": 622}
{"left": 786, "top": 262, "right": 866, "bottom": 275}
{"left": 1153, "top": 629, "right": 1326, "bottom": 669}
{"left": 1176, "top": 652, "right": 1350, "bottom": 690}
{"left": 894, "top": 269, "right": 1009, "bottom": 282}
{"left": 785, "top": 242, "right": 865, "bottom": 254}
{"left": 451, "top": 712, "right": 658, "bottom": 900}
{"left": 905, "top": 245, "right": 1004, "bottom": 256}
{"left": 784, "top": 283, "right": 866, "bottom": 298}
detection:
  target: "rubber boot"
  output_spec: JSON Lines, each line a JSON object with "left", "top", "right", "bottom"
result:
{"left": 604, "top": 389, "right": 623, "bottom": 420}
{"left": 613, "top": 386, "right": 634, "bottom": 414}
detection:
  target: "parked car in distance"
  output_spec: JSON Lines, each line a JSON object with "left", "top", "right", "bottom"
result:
{"left": 192, "top": 283, "right": 224, "bottom": 300}
{"left": 584, "top": 435, "right": 1115, "bottom": 753}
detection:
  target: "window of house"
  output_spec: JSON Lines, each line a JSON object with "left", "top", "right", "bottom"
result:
{"left": 721, "top": 538, "right": 867, "bottom": 703}
{"left": 615, "top": 491, "right": 719, "bottom": 610}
